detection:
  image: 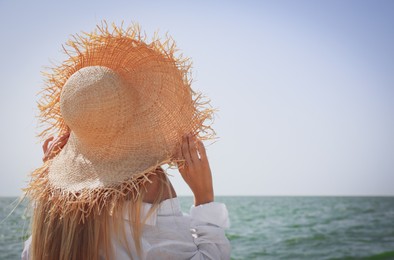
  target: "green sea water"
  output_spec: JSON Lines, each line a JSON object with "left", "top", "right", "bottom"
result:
{"left": 1, "top": 196, "right": 394, "bottom": 260}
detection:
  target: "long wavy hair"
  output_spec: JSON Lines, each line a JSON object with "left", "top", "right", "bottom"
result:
{"left": 29, "top": 167, "right": 173, "bottom": 260}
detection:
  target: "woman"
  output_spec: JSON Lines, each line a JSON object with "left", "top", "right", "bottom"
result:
{"left": 22, "top": 22, "right": 230, "bottom": 259}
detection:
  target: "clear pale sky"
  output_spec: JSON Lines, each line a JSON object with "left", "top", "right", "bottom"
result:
{"left": 0, "top": 0, "right": 393, "bottom": 196}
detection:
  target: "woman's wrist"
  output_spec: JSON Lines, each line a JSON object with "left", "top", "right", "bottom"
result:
{"left": 194, "top": 192, "right": 214, "bottom": 206}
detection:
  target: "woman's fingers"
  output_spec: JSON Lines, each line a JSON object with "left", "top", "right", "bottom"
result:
{"left": 180, "top": 134, "right": 204, "bottom": 163}
{"left": 178, "top": 134, "right": 214, "bottom": 206}
{"left": 181, "top": 134, "right": 192, "bottom": 165}
{"left": 42, "top": 136, "right": 54, "bottom": 153}
{"left": 188, "top": 135, "right": 200, "bottom": 162}
{"left": 42, "top": 132, "right": 70, "bottom": 162}
{"left": 59, "top": 133, "right": 70, "bottom": 141}
{"left": 53, "top": 133, "right": 70, "bottom": 147}
{"left": 179, "top": 133, "right": 206, "bottom": 173}
{"left": 197, "top": 139, "right": 207, "bottom": 160}
{"left": 58, "top": 136, "right": 69, "bottom": 148}
{"left": 56, "top": 133, "right": 70, "bottom": 143}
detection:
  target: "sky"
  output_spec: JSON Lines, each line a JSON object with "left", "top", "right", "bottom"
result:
{"left": 0, "top": 0, "right": 393, "bottom": 196}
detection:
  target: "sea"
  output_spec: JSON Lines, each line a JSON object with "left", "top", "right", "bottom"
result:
{"left": 1, "top": 196, "right": 393, "bottom": 260}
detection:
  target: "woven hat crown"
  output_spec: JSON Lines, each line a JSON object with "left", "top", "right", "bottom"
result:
{"left": 61, "top": 66, "right": 134, "bottom": 146}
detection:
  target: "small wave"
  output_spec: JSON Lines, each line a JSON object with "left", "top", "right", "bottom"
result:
{"left": 362, "top": 250, "right": 394, "bottom": 260}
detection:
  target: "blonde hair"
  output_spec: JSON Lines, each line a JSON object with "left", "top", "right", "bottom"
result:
{"left": 29, "top": 168, "right": 172, "bottom": 260}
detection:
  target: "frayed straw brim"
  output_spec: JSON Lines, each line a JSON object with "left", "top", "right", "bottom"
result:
{"left": 24, "top": 21, "right": 216, "bottom": 221}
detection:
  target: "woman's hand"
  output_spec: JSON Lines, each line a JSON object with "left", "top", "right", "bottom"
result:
{"left": 178, "top": 134, "right": 214, "bottom": 206}
{"left": 42, "top": 132, "right": 70, "bottom": 162}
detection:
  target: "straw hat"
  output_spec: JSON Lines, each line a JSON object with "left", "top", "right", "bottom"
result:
{"left": 25, "top": 22, "right": 214, "bottom": 218}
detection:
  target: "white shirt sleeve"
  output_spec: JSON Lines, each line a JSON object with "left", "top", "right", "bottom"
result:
{"left": 190, "top": 202, "right": 230, "bottom": 229}
{"left": 21, "top": 236, "right": 31, "bottom": 260}
{"left": 188, "top": 202, "right": 231, "bottom": 260}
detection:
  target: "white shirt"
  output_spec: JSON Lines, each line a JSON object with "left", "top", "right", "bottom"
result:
{"left": 21, "top": 198, "right": 231, "bottom": 259}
